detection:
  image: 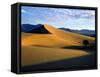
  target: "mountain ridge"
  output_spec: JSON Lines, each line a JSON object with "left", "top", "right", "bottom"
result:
{"left": 59, "top": 28, "right": 95, "bottom": 37}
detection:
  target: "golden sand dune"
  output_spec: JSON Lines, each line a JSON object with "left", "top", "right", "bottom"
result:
{"left": 21, "top": 24, "right": 94, "bottom": 66}
{"left": 22, "top": 46, "right": 89, "bottom": 66}
{"left": 22, "top": 33, "right": 73, "bottom": 47}
{"left": 22, "top": 24, "right": 95, "bottom": 47}
{"left": 44, "top": 24, "right": 95, "bottom": 45}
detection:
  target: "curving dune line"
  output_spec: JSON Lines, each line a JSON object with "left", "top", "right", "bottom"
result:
{"left": 22, "top": 46, "right": 89, "bottom": 66}
{"left": 21, "top": 24, "right": 94, "bottom": 66}
{"left": 22, "top": 24, "right": 95, "bottom": 47}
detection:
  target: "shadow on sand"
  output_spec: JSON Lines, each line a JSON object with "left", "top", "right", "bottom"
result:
{"left": 21, "top": 46, "right": 96, "bottom": 72}
{"left": 21, "top": 53, "right": 96, "bottom": 72}
{"left": 62, "top": 46, "right": 96, "bottom": 52}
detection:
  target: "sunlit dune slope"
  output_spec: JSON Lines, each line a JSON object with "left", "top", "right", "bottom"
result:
{"left": 22, "top": 33, "right": 73, "bottom": 47}
{"left": 22, "top": 24, "right": 95, "bottom": 47}
{"left": 21, "top": 24, "right": 94, "bottom": 66}
{"left": 44, "top": 24, "right": 95, "bottom": 45}
{"left": 22, "top": 46, "right": 89, "bottom": 66}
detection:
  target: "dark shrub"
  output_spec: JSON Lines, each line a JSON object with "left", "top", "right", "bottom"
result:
{"left": 83, "top": 40, "right": 89, "bottom": 46}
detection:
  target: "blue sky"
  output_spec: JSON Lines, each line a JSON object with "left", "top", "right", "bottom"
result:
{"left": 21, "top": 6, "right": 95, "bottom": 30}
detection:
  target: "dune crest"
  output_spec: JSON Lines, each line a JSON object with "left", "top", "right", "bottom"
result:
{"left": 21, "top": 24, "right": 95, "bottom": 66}
{"left": 44, "top": 24, "right": 95, "bottom": 42}
{"left": 22, "top": 24, "right": 95, "bottom": 47}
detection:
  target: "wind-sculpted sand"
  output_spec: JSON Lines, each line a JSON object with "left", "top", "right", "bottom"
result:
{"left": 21, "top": 24, "right": 95, "bottom": 66}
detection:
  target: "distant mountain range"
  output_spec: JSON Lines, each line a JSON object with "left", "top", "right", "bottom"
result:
{"left": 59, "top": 28, "right": 95, "bottom": 37}
{"left": 21, "top": 24, "right": 51, "bottom": 34}
{"left": 21, "top": 24, "right": 95, "bottom": 37}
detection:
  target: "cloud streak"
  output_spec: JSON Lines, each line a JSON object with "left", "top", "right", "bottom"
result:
{"left": 21, "top": 6, "right": 95, "bottom": 30}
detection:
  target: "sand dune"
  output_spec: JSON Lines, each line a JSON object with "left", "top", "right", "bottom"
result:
{"left": 22, "top": 46, "right": 89, "bottom": 66}
{"left": 44, "top": 24, "right": 95, "bottom": 45}
{"left": 21, "top": 24, "right": 95, "bottom": 66}
{"left": 22, "top": 24, "right": 95, "bottom": 47}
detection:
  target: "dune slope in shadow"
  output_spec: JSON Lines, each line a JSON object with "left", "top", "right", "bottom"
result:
{"left": 22, "top": 24, "right": 51, "bottom": 34}
{"left": 21, "top": 46, "right": 89, "bottom": 66}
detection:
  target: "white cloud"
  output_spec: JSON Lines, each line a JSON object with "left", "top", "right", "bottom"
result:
{"left": 21, "top": 9, "right": 32, "bottom": 15}
{"left": 22, "top": 9, "right": 27, "bottom": 13}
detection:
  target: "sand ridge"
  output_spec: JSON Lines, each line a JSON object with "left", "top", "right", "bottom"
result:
{"left": 22, "top": 24, "right": 95, "bottom": 47}
{"left": 21, "top": 24, "right": 95, "bottom": 66}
